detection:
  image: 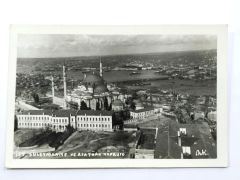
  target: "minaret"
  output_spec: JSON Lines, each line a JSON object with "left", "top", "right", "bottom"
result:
{"left": 100, "top": 57, "right": 103, "bottom": 77}
{"left": 51, "top": 75, "right": 55, "bottom": 102}
{"left": 63, "top": 64, "right": 67, "bottom": 109}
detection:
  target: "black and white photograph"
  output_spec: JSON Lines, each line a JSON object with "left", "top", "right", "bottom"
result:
{"left": 5, "top": 25, "right": 228, "bottom": 168}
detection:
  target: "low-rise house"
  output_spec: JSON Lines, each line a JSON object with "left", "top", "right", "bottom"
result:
{"left": 207, "top": 111, "right": 217, "bottom": 122}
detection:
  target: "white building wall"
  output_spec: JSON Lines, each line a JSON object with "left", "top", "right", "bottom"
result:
{"left": 76, "top": 115, "right": 112, "bottom": 132}
{"left": 130, "top": 109, "right": 155, "bottom": 119}
{"left": 17, "top": 114, "right": 52, "bottom": 130}
{"left": 17, "top": 113, "right": 112, "bottom": 132}
{"left": 51, "top": 117, "right": 70, "bottom": 132}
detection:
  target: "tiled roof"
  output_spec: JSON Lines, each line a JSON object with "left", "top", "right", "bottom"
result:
{"left": 21, "top": 110, "right": 53, "bottom": 116}
{"left": 52, "top": 110, "right": 77, "bottom": 117}
{"left": 76, "top": 110, "right": 113, "bottom": 116}
{"left": 20, "top": 109, "right": 113, "bottom": 117}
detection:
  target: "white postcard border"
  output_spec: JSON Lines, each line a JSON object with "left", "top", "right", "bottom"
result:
{"left": 5, "top": 25, "right": 228, "bottom": 168}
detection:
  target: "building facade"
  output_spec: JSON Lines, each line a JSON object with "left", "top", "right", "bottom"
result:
{"left": 17, "top": 110, "right": 113, "bottom": 132}
{"left": 130, "top": 107, "right": 155, "bottom": 120}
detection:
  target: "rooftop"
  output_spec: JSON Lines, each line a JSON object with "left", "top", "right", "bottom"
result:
{"left": 131, "top": 107, "right": 154, "bottom": 113}
{"left": 20, "top": 109, "right": 114, "bottom": 117}
{"left": 20, "top": 110, "right": 54, "bottom": 116}
{"left": 76, "top": 110, "right": 113, "bottom": 116}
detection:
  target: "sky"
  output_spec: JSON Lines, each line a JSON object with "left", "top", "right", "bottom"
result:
{"left": 17, "top": 34, "right": 217, "bottom": 58}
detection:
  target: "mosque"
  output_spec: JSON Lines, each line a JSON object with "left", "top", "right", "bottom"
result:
{"left": 52, "top": 60, "right": 128, "bottom": 111}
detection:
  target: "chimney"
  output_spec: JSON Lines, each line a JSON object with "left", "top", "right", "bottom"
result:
{"left": 178, "top": 136, "right": 182, "bottom": 146}
{"left": 181, "top": 152, "right": 183, "bottom": 159}
{"left": 63, "top": 64, "right": 67, "bottom": 109}
{"left": 177, "top": 131, "right": 182, "bottom": 146}
{"left": 51, "top": 76, "right": 55, "bottom": 100}
{"left": 99, "top": 57, "right": 103, "bottom": 77}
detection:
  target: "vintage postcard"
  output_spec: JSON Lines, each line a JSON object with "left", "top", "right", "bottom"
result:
{"left": 5, "top": 25, "right": 228, "bottom": 168}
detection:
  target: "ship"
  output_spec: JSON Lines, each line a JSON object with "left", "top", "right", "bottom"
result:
{"left": 129, "top": 71, "right": 141, "bottom": 75}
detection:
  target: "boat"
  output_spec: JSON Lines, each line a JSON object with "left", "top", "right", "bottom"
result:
{"left": 82, "top": 70, "right": 90, "bottom": 73}
{"left": 142, "top": 82, "right": 151, "bottom": 85}
{"left": 130, "top": 71, "right": 140, "bottom": 75}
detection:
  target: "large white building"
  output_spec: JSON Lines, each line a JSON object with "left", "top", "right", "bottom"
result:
{"left": 130, "top": 107, "right": 155, "bottom": 120}
{"left": 74, "top": 110, "right": 113, "bottom": 131}
{"left": 17, "top": 110, "right": 113, "bottom": 132}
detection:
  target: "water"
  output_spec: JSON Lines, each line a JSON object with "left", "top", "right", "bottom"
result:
{"left": 67, "top": 70, "right": 167, "bottom": 82}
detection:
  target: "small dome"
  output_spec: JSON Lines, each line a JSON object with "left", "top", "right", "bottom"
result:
{"left": 112, "top": 99, "right": 123, "bottom": 106}
{"left": 83, "top": 74, "right": 104, "bottom": 85}
{"left": 94, "top": 84, "right": 108, "bottom": 94}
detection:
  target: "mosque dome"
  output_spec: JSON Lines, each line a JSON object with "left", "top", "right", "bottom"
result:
{"left": 83, "top": 74, "right": 104, "bottom": 86}
{"left": 94, "top": 84, "right": 108, "bottom": 94}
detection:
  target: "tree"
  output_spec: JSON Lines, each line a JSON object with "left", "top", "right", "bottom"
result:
{"left": 104, "top": 97, "right": 108, "bottom": 110}
{"left": 14, "top": 115, "right": 18, "bottom": 131}
{"left": 130, "top": 102, "right": 136, "bottom": 110}
{"left": 32, "top": 92, "right": 40, "bottom": 103}
{"left": 132, "top": 91, "right": 138, "bottom": 99}
{"left": 96, "top": 101, "right": 100, "bottom": 110}
{"left": 80, "top": 101, "right": 88, "bottom": 110}
{"left": 108, "top": 103, "right": 112, "bottom": 111}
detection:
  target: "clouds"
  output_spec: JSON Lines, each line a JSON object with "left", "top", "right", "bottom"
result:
{"left": 17, "top": 34, "right": 217, "bottom": 58}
